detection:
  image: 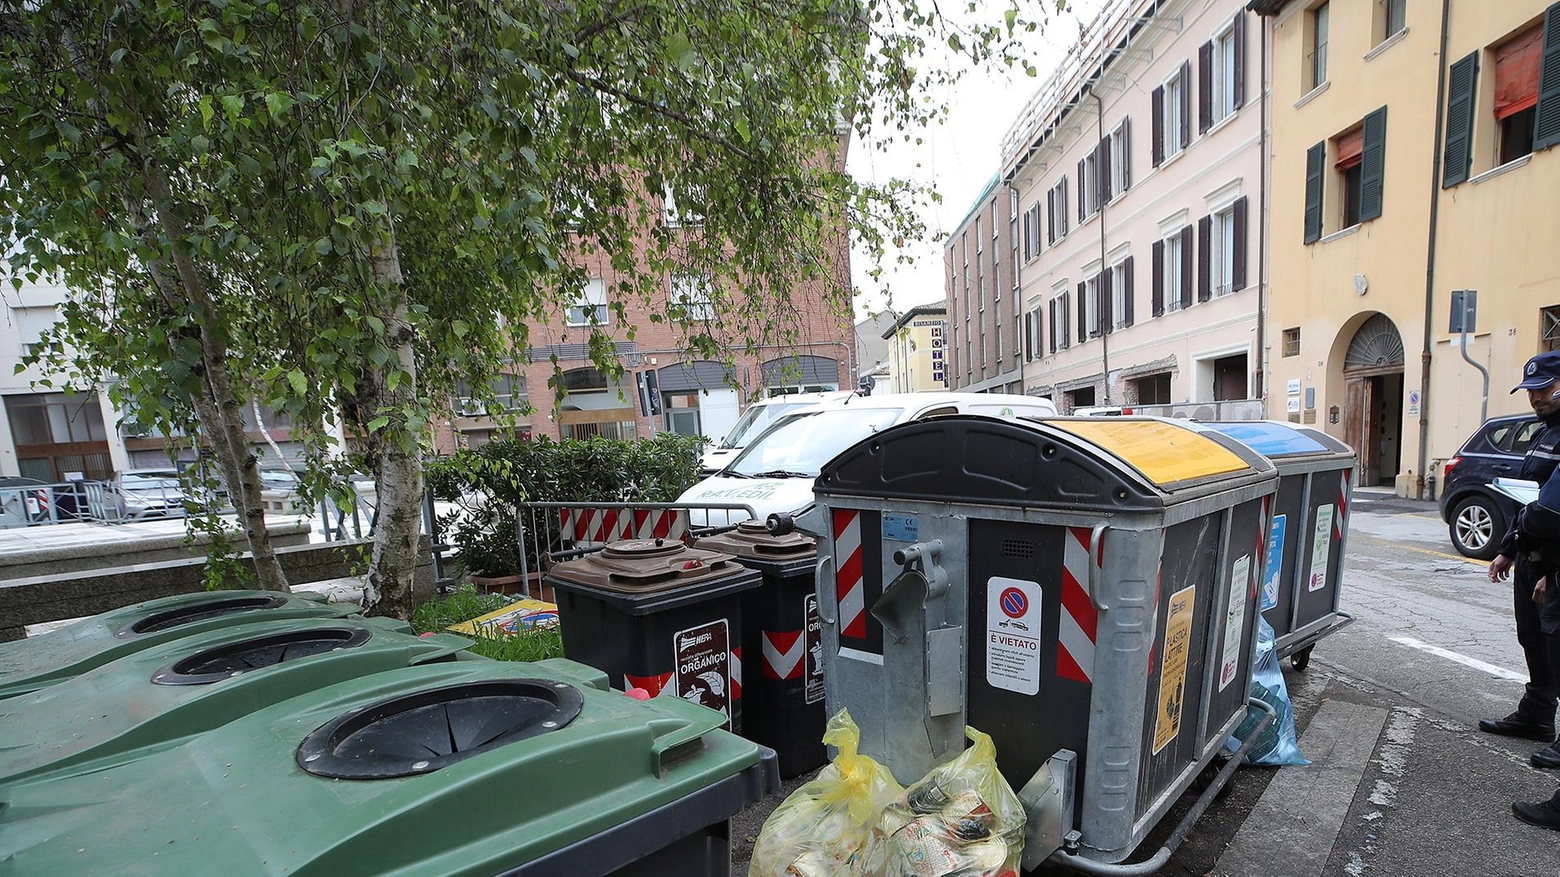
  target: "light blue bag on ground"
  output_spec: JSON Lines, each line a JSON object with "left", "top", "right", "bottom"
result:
{"left": 1225, "top": 615, "right": 1308, "bottom": 766}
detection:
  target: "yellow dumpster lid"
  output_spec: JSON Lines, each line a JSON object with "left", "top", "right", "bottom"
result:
{"left": 1048, "top": 419, "right": 1252, "bottom": 486}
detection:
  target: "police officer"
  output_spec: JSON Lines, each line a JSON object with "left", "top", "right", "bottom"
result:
{"left": 1483, "top": 351, "right": 1560, "bottom": 750}
{"left": 1507, "top": 462, "right": 1560, "bottom": 829}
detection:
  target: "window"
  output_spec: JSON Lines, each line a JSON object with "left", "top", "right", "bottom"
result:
{"left": 1283, "top": 327, "right": 1302, "bottom": 357}
{"left": 1310, "top": 2, "right": 1330, "bottom": 89}
{"left": 1211, "top": 207, "right": 1236, "bottom": 296}
{"left": 1078, "top": 150, "right": 1100, "bottom": 220}
{"left": 1375, "top": 0, "right": 1406, "bottom": 46}
{"left": 1307, "top": 107, "right": 1387, "bottom": 240}
{"left": 1024, "top": 304, "right": 1043, "bottom": 361}
{"left": 1496, "top": 24, "right": 1543, "bottom": 164}
{"left": 1131, "top": 373, "right": 1172, "bottom": 405}
{"left": 1066, "top": 387, "right": 1096, "bottom": 411}
{"left": 1046, "top": 179, "right": 1069, "bottom": 243}
{"left": 1022, "top": 202, "right": 1043, "bottom": 262}
{"left": 1107, "top": 120, "right": 1132, "bottom": 199}
{"left": 1154, "top": 229, "right": 1189, "bottom": 314}
{"left": 1081, "top": 274, "right": 1101, "bottom": 338}
{"left": 454, "top": 375, "right": 527, "bottom": 416}
{"left": 566, "top": 278, "right": 608, "bottom": 327}
{"left": 670, "top": 274, "right": 714, "bottom": 321}
{"left": 1203, "top": 16, "right": 1244, "bottom": 129}
{"left": 1153, "top": 65, "right": 1191, "bottom": 165}
{"left": 1049, "top": 288, "right": 1071, "bottom": 352}
{"left": 1110, "top": 259, "right": 1133, "bottom": 329}
{"left": 11, "top": 306, "right": 56, "bottom": 358}
{"left": 663, "top": 184, "right": 705, "bottom": 227}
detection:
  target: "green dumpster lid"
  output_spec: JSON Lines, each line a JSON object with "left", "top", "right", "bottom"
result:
{"left": 0, "top": 660, "right": 771, "bottom": 877}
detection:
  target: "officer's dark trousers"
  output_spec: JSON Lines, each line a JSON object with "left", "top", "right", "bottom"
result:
{"left": 1514, "top": 557, "right": 1560, "bottom": 725}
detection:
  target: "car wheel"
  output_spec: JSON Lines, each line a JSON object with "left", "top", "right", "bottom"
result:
{"left": 1449, "top": 495, "right": 1505, "bottom": 560}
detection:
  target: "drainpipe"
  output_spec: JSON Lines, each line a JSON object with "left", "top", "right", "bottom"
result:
{"left": 1092, "top": 84, "right": 1112, "bottom": 403}
{"left": 1256, "top": 14, "right": 1269, "bottom": 407}
{"left": 1416, "top": 0, "right": 1452, "bottom": 499}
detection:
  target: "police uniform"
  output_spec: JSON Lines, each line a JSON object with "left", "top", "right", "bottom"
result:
{"left": 1508, "top": 463, "right": 1560, "bottom": 829}
{"left": 1481, "top": 351, "right": 1560, "bottom": 744}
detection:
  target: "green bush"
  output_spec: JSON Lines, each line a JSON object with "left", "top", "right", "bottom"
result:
{"left": 425, "top": 433, "right": 707, "bottom": 577}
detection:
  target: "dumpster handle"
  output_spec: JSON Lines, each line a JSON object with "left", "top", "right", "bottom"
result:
{"left": 1045, "top": 697, "right": 1276, "bottom": 876}
{"left": 1087, "top": 524, "right": 1108, "bottom": 612}
{"left": 814, "top": 553, "right": 837, "bottom": 625}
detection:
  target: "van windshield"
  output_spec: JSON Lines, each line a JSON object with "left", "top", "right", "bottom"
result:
{"left": 720, "top": 400, "right": 816, "bottom": 449}
{"left": 728, "top": 408, "right": 904, "bottom": 477}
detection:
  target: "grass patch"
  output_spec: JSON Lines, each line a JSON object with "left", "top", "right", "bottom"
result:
{"left": 409, "top": 584, "right": 564, "bottom": 664}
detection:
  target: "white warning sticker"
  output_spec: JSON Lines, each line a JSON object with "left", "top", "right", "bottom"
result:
{"left": 986, "top": 576, "right": 1042, "bottom": 695}
{"left": 1219, "top": 554, "right": 1251, "bottom": 692}
{"left": 1307, "top": 505, "right": 1335, "bottom": 592}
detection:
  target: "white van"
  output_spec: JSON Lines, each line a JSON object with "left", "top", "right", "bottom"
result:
{"left": 700, "top": 391, "right": 855, "bottom": 474}
{"left": 679, "top": 392, "right": 1057, "bottom": 524}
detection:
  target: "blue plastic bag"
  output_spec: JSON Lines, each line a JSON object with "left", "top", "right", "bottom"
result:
{"left": 1224, "top": 615, "right": 1308, "bottom": 766}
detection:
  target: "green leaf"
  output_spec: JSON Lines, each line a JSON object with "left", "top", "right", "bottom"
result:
{"left": 287, "top": 370, "right": 307, "bottom": 395}
{"left": 220, "top": 93, "right": 245, "bottom": 122}
{"left": 263, "top": 92, "right": 294, "bottom": 120}
{"left": 199, "top": 96, "right": 214, "bottom": 129}
{"left": 366, "top": 415, "right": 390, "bottom": 432}
{"left": 452, "top": 319, "right": 470, "bottom": 339}
{"left": 666, "top": 32, "right": 698, "bottom": 72}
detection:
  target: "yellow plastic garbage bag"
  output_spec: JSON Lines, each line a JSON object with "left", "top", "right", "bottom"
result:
{"left": 861, "top": 726, "right": 1026, "bottom": 877}
{"left": 749, "top": 709, "right": 905, "bottom": 876}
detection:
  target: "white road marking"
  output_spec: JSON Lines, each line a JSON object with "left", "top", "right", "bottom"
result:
{"left": 1387, "top": 635, "right": 1527, "bottom": 682}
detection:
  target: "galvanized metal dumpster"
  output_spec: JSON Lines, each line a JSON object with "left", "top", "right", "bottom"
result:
{"left": 1195, "top": 421, "right": 1355, "bottom": 671}
{"left": 779, "top": 415, "right": 1277, "bottom": 868}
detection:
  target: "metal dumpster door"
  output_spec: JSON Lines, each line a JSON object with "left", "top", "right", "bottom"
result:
{"left": 966, "top": 519, "right": 1094, "bottom": 796}
{"left": 1293, "top": 467, "right": 1352, "bottom": 632}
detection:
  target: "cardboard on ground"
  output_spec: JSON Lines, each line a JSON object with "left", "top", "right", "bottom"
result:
{"left": 448, "top": 598, "right": 560, "bottom": 636}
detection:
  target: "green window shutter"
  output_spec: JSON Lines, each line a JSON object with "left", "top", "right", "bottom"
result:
{"left": 1536, "top": 2, "right": 1560, "bottom": 151}
{"left": 1443, "top": 52, "right": 1479, "bottom": 187}
{"left": 1359, "top": 106, "right": 1388, "bottom": 222}
{"left": 1304, "top": 141, "right": 1325, "bottom": 243}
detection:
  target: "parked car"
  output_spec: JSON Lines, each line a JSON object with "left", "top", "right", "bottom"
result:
{"left": 678, "top": 391, "right": 1059, "bottom": 526}
{"left": 1439, "top": 413, "right": 1544, "bottom": 559}
{"left": 112, "top": 469, "right": 193, "bottom": 519}
{"left": 699, "top": 391, "right": 856, "bottom": 474}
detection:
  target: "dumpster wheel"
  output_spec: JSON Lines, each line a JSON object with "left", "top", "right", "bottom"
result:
{"left": 1290, "top": 645, "right": 1314, "bottom": 673}
{"left": 1191, "top": 754, "right": 1235, "bottom": 802}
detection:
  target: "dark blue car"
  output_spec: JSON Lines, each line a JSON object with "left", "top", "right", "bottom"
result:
{"left": 1439, "top": 414, "right": 1544, "bottom": 559}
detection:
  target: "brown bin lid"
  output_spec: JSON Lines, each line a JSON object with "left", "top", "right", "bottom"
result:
{"left": 695, "top": 520, "right": 817, "bottom": 561}
{"left": 549, "top": 538, "right": 751, "bottom": 594}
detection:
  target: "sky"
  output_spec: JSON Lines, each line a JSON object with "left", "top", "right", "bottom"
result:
{"left": 846, "top": 0, "right": 1109, "bottom": 322}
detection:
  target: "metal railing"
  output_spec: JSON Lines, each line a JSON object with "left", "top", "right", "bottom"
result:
{"left": 0, "top": 480, "right": 190, "bottom": 528}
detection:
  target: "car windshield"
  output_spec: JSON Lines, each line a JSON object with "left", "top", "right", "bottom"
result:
{"left": 719, "top": 400, "right": 814, "bottom": 450}
{"left": 727, "top": 407, "right": 905, "bottom": 477}
{"left": 122, "top": 473, "right": 180, "bottom": 489}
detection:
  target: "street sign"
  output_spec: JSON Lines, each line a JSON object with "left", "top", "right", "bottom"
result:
{"left": 1449, "top": 290, "right": 1477, "bottom": 334}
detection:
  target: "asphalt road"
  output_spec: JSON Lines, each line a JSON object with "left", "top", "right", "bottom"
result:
{"left": 732, "top": 491, "right": 1560, "bottom": 877}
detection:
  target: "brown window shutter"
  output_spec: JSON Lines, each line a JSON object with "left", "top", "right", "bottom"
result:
{"left": 1098, "top": 138, "right": 1112, "bottom": 202}
{"left": 1124, "top": 256, "right": 1136, "bottom": 326}
{"left": 1060, "top": 178, "right": 1069, "bottom": 236}
{"left": 1121, "top": 117, "right": 1132, "bottom": 189}
{"left": 1047, "top": 188, "right": 1056, "bottom": 244}
{"left": 1197, "top": 215, "right": 1212, "bottom": 302}
{"left": 1152, "top": 86, "right": 1165, "bottom": 167}
{"left": 1152, "top": 240, "right": 1164, "bottom": 316}
{"left": 1077, "top": 281, "right": 1087, "bottom": 339}
{"left": 1077, "top": 159, "right": 1087, "bottom": 221}
{"left": 1179, "top": 61, "right": 1193, "bottom": 148}
{"left": 1199, "top": 41, "right": 1214, "bottom": 134}
{"left": 1101, "top": 269, "right": 1114, "bottom": 334}
{"left": 1232, "top": 197, "right": 1249, "bottom": 291}
{"left": 1233, "top": 12, "right": 1247, "bottom": 109}
{"left": 1179, "top": 225, "right": 1194, "bottom": 309}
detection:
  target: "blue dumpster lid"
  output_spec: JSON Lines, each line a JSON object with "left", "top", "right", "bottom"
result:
{"left": 1200, "top": 421, "right": 1351, "bottom": 457}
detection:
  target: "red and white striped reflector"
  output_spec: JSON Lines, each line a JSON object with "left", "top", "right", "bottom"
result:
{"left": 833, "top": 509, "right": 866, "bottom": 639}
{"left": 1059, "top": 526, "right": 1100, "bottom": 684}
{"left": 761, "top": 629, "right": 805, "bottom": 680}
{"left": 559, "top": 508, "right": 689, "bottom": 543}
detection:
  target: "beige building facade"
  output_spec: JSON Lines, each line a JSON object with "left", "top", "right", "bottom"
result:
{"left": 1256, "top": 0, "right": 1560, "bottom": 494}
{"left": 881, "top": 305, "right": 950, "bottom": 393}
{"left": 995, "top": 0, "right": 1265, "bottom": 415}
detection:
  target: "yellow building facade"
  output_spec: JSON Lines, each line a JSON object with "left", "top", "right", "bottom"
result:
{"left": 1258, "top": 0, "right": 1560, "bottom": 496}
{"left": 882, "top": 305, "right": 950, "bottom": 393}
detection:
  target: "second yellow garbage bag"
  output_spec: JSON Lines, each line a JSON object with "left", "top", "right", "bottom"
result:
{"left": 749, "top": 709, "right": 905, "bottom": 876}
{"left": 860, "top": 726, "right": 1026, "bottom": 877}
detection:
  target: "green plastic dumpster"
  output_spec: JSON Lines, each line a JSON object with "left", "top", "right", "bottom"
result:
{"left": 0, "top": 589, "right": 359, "bottom": 700}
{"left": 1196, "top": 421, "right": 1356, "bottom": 671}
{"left": 0, "top": 658, "right": 778, "bottom": 877}
{"left": 0, "top": 616, "right": 473, "bottom": 786}
{"left": 777, "top": 415, "right": 1277, "bottom": 869}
